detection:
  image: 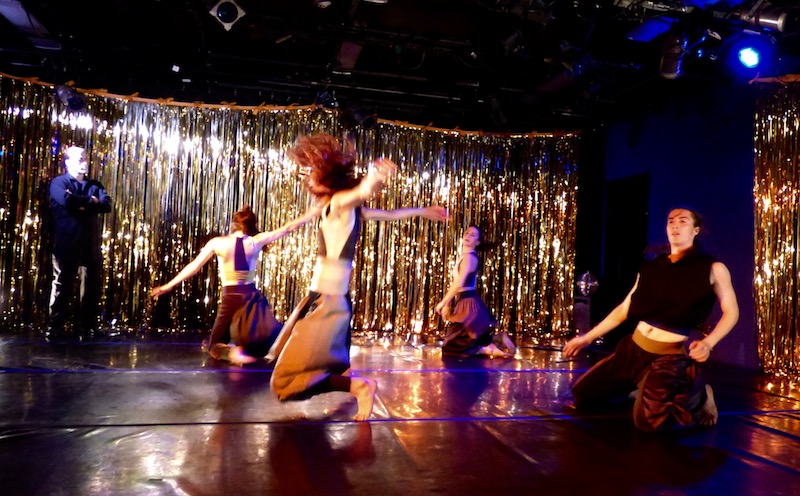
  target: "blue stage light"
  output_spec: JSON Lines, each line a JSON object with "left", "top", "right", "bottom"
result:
{"left": 723, "top": 31, "right": 776, "bottom": 77}
{"left": 738, "top": 47, "right": 761, "bottom": 69}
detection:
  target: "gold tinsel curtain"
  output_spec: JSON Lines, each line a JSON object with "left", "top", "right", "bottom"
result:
{"left": 755, "top": 81, "right": 800, "bottom": 378}
{"left": 0, "top": 74, "right": 578, "bottom": 344}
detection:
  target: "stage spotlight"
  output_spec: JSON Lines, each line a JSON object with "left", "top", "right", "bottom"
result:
{"left": 737, "top": 3, "right": 799, "bottom": 33}
{"left": 659, "top": 31, "right": 688, "bottom": 79}
{"left": 208, "top": 0, "right": 245, "bottom": 31}
{"left": 738, "top": 47, "right": 760, "bottom": 69}
{"left": 55, "top": 85, "right": 86, "bottom": 112}
{"left": 722, "top": 31, "right": 776, "bottom": 77}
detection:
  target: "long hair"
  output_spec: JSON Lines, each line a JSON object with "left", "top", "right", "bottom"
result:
{"left": 231, "top": 206, "right": 258, "bottom": 236}
{"left": 469, "top": 224, "right": 498, "bottom": 253}
{"left": 287, "top": 133, "right": 361, "bottom": 196}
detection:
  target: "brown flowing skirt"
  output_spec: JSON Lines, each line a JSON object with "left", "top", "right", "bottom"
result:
{"left": 229, "top": 290, "right": 283, "bottom": 358}
{"left": 441, "top": 290, "right": 497, "bottom": 357}
{"left": 571, "top": 330, "right": 707, "bottom": 432}
{"left": 269, "top": 292, "right": 352, "bottom": 400}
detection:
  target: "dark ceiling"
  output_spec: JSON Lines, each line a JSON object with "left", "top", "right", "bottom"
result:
{"left": 1, "top": 0, "right": 800, "bottom": 131}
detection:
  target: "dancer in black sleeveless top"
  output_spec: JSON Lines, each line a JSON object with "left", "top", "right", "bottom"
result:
{"left": 563, "top": 208, "right": 739, "bottom": 431}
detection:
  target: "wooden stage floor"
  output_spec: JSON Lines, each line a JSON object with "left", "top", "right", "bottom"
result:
{"left": 0, "top": 331, "right": 799, "bottom": 495}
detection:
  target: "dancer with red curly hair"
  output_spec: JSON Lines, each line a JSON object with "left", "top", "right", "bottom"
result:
{"left": 269, "top": 133, "right": 449, "bottom": 421}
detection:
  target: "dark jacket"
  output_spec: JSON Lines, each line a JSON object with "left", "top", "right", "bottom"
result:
{"left": 49, "top": 173, "right": 112, "bottom": 257}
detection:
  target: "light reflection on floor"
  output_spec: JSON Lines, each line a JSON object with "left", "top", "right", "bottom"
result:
{"left": 0, "top": 332, "right": 799, "bottom": 495}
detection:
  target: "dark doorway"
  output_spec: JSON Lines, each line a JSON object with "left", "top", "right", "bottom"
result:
{"left": 594, "top": 173, "right": 650, "bottom": 349}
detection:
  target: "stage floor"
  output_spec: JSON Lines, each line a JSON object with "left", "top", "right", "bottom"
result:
{"left": 1, "top": 331, "right": 799, "bottom": 496}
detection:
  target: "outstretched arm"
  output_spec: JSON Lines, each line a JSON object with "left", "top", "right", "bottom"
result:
{"left": 151, "top": 239, "right": 217, "bottom": 298}
{"left": 327, "top": 158, "right": 397, "bottom": 218}
{"left": 361, "top": 205, "right": 450, "bottom": 222}
{"left": 689, "top": 262, "right": 739, "bottom": 362}
{"left": 251, "top": 203, "right": 323, "bottom": 250}
{"left": 562, "top": 275, "right": 639, "bottom": 358}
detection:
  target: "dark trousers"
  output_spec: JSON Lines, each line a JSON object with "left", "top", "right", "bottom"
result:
{"left": 571, "top": 332, "right": 707, "bottom": 432}
{"left": 49, "top": 252, "right": 102, "bottom": 330}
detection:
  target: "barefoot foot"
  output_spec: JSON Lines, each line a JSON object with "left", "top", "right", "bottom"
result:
{"left": 228, "top": 346, "right": 256, "bottom": 367}
{"left": 499, "top": 331, "right": 517, "bottom": 355}
{"left": 698, "top": 384, "right": 718, "bottom": 427}
{"left": 351, "top": 378, "right": 378, "bottom": 421}
{"left": 479, "top": 343, "right": 511, "bottom": 359}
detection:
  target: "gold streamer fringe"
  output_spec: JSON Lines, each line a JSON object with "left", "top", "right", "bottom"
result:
{"left": 0, "top": 73, "right": 578, "bottom": 345}
{"left": 754, "top": 82, "right": 800, "bottom": 381}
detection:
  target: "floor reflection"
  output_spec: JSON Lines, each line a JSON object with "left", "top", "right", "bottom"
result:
{"left": 1, "top": 332, "right": 799, "bottom": 495}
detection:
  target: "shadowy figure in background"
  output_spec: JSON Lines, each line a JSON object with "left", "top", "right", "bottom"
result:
{"left": 151, "top": 205, "right": 319, "bottom": 365}
{"left": 563, "top": 207, "right": 739, "bottom": 432}
{"left": 268, "top": 133, "right": 449, "bottom": 421}
{"left": 48, "top": 145, "right": 112, "bottom": 340}
{"left": 436, "top": 225, "right": 515, "bottom": 358}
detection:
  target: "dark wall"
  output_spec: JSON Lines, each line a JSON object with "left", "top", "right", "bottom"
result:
{"left": 601, "top": 82, "right": 759, "bottom": 368}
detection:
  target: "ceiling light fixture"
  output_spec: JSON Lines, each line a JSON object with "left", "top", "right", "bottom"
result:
{"left": 209, "top": 0, "right": 246, "bottom": 31}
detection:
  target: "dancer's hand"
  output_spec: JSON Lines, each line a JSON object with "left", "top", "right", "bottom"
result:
{"left": 688, "top": 339, "right": 713, "bottom": 362}
{"left": 434, "top": 300, "right": 447, "bottom": 316}
{"left": 562, "top": 334, "right": 591, "bottom": 358}
{"left": 150, "top": 286, "right": 168, "bottom": 299}
{"left": 421, "top": 206, "right": 450, "bottom": 222}
{"left": 358, "top": 158, "right": 397, "bottom": 200}
{"left": 372, "top": 158, "right": 397, "bottom": 182}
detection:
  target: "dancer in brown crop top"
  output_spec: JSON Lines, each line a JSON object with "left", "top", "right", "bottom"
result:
{"left": 269, "top": 133, "right": 449, "bottom": 421}
{"left": 151, "top": 205, "right": 319, "bottom": 365}
{"left": 562, "top": 207, "right": 739, "bottom": 431}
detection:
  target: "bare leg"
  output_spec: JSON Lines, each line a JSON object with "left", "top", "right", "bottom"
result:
{"left": 351, "top": 378, "right": 377, "bottom": 421}
{"left": 228, "top": 346, "right": 256, "bottom": 366}
{"left": 697, "top": 384, "right": 718, "bottom": 427}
